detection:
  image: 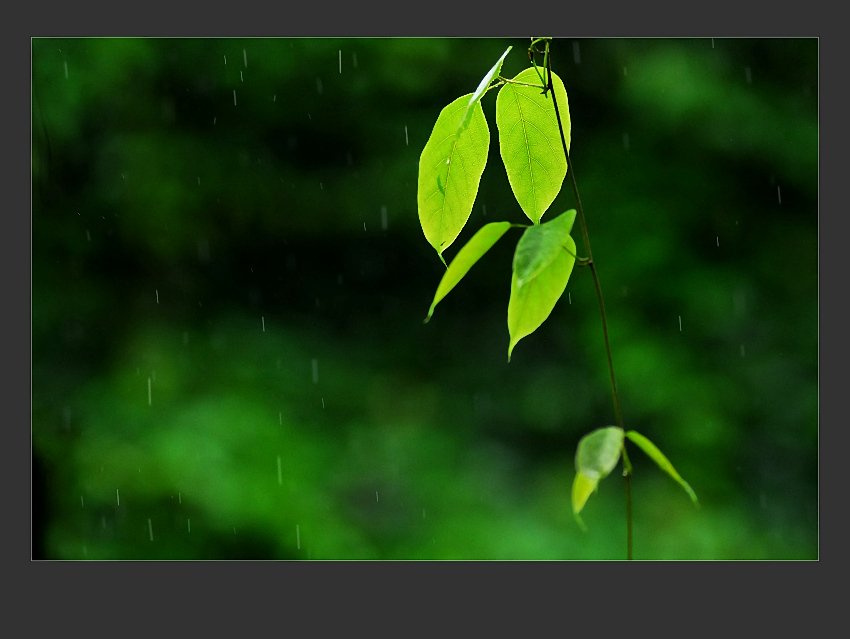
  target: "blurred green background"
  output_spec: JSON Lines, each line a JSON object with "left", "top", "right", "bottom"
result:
{"left": 32, "top": 37, "right": 817, "bottom": 559}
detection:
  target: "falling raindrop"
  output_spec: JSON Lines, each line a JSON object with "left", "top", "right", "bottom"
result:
{"left": 712, "top": 38, "right": 715, "bottom": 48}
{"left": 224, "top": 55, "right": 227, "bottom": 65}
{"left": 155, "top": 289, "right": 159, "bottom": 304}
{"left": 777, "top": 185, "right": 782, "bottom": 204}
{"left": 312, "top": 358, "right": 319, "bottom": 384}
{"left": 716, "top": 236, "right": 720, "bottom": 247}
{"left": 568, "top": 292, "right": 572, "bottom": 304}
{"left": 261, "top": 316, "right": 265, "bottom": 332}
{"left": 116, "top": 489, "right": 120, "bottom": 506}
{"left": 404, "top": 125, "right": 409, "bottom": 146}
{"left": 273, "top": 95, "right": 276, "bottom": 102}
{"left": 148, "top": 377, "right": 152, "bottom": 406}
{"left": 187, "top": 519, "right": 191, "bottom": 532}
{"left": 678, "top": 316, "right": 682, "bottom": 331}
{"left": 86, "top": 230, "right": 91, "bottom": 242}
{"left": 80, "top": 495, "right": 84, "bottom": 507}
{"left": 64, "top": 60, "right": 68, "bottom": 79}
{"left": 178, "top": 492, "right": 181, "bottom": 504}
{"left": 233, "top": 90, "right": 237, "bottom": 106}
{"left": 243, "top": 48, "right": 247, "bottom": 68}
{"left": 339, "top": 50, "right": 342, "bottom": 73}
{"left": 573, "top": 41, "right": 581, "bottom": 64}
{"left": 197, "top": 176, "right": 201, "bottom": 186}
{"left": 148, "top": 518, "right": 154, "bottom": 541}
{"left": 376, "top": 491, "right": 379, "bottom": 502}
{"left": 296, "top": 525, "right": 301, "bottom": 549}
{"left": 277, "top": 456, "right": 283, "bottom": 486}
{"left": 321, "top": 398, "right": 325, "bottom": 409}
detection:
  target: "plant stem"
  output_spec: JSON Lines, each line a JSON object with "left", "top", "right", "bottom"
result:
{"left": 545, "top": 44, "right": 632, "bottom": 560}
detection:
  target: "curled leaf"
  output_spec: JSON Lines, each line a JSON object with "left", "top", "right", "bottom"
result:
{"left": 457, "top": 46, "right": 512, "bottom": 136}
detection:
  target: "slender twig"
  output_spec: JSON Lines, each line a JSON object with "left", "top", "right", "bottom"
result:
{"left": 543, "top": 42, "right": 632, "bottom": 560}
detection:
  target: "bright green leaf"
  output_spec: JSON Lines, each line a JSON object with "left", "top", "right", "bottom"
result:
{"left": 571, "top": 427, "right": 625, "bottom": 527}
{"left": 496, "top": 68, "right": 570, "bottom": 224}
{"left": 512, "top": 209, "right": 576, "bottom": 288}
{"left": 625, "top": 431, "right": 699, "bottom": 507}
{"left": 418, "top": 94, "right": 490, "bottom": 259}
{"left": 425, "top": 221, "right": 513, "bottom": 322}
{"left": 507, "top": 235, "right": 576, "bottom": 361}
{"left": 571, "top": 472, "right": 596, "bottom": 531}
{"left": 457, "top": 46, "right": 512, "bottom": 136}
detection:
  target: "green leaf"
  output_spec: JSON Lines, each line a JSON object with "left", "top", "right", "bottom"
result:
{"left": 496, "top": 67, "right": 570, "bottom": 224}
{"left": 507, "top": 234, "right": 576, "bottom": 361}
{"left": 571, "top": 427, "right": 625, "bottom": 526}
{"left": 625, "top": 431, "right": 699, "bottom": 507}
{"left": 576, "top": 426, "right": 625, "bottom": 480}
{"left": 512, "top": 209, "right": 576, "bottom": 288}
{"left": 457, "top": 46, "right": 512, "bottom": 136}
{"left": 418, "top": 94, "right": 490, "bottom": 259}
{"left": 425, "top": 221, "right": 513, "bottom": 322}
{"left": 571, "top": 472, "right": 595, "bottom": 531}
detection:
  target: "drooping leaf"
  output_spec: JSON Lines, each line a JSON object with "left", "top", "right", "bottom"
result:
{"left": 512, "top": 209, "right": 576, "bottom": 288}
{"left": 625, "top": 431, "right": 699, "bottom": 507}
{"left": 571, "top": 472, "right": 596, "bottom": 531}
{"left": 425, "top": 221, "right": 513, "bottom": 322}
{"left": 507, "top": 235, "right": 576, "bottom": 361}
{"left": 571, "top": 426, "right": 625, "bottom": 527}
{"left": 418, "top": 94, "right": 490, "bottom": 259}
{"left": 457, "top": 46, "right": 512, "bottom": 136}
{"left": 496, "top": 67, "right": 570, "bottom": 224}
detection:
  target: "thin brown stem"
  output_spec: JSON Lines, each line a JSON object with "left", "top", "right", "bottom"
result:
{"left": 545, "top": 44, "right": 632, "bottom": 560}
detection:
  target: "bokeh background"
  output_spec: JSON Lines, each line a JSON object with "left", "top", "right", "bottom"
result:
{"left": 32, "top": 37, "right": 817, "bottom": 559}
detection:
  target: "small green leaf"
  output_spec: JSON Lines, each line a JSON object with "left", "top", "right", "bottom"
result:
{"left": 507, "top": 235, "right": 576, "bottom": 361}
{"left": 571, "top": 427, "right": 625, "bottom": 527}
{"left": 418, "top": 94, "right": 490, "bottom": 259}
{"left": 576, "top": 426, "right": 625, "bottom": 480}
{"left": 425, "top": 221, "right": 513, "bottom": 322}
{"left": 512, "top": 209, "right": 576, "bottom": 288}
{"left": 496, "top": 68, "right": 570, "bottom": 224}
{"left": 457, "top": 46, "right": 512, "bottom": 136}
{"left": 571, "top": 472, "right": 595, "bottom": 531}
{"left": 625, "top": 430, "right": 699, "bottom": 507}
